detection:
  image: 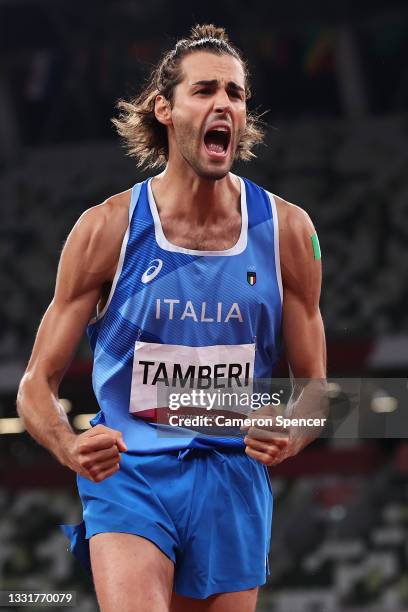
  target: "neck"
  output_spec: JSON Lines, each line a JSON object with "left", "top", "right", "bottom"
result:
{"left": 151, "top": 160, "right": 240, "bottom": 222}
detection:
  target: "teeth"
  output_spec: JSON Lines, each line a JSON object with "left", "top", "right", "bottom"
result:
{"left": 208, "top": 143, "right": 224, "bottom": 153}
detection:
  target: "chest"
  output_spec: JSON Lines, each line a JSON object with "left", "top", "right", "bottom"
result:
{"left": 160, "top": 214, "right": 242, "bottom": 251}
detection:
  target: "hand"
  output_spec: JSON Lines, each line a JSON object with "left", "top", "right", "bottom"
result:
{"left": 243, "top": 425, "right": 293, "bottom": 466}
{"left": 63, "top": 424, "right": 127, "bottom": 482}
{"left": 241, "top": 404, "right": 293, "bottom": 467}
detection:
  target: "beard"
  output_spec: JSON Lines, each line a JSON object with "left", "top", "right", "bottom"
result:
{"left": 173, "top": 121, "right": 241, "bottom": 181}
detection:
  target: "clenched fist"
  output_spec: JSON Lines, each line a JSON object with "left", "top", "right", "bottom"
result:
{"left": 243, "top": 425, "right": 291, "bottom": 466}
{"left": 63, "top": 424, "right": 127, "bottom": 482}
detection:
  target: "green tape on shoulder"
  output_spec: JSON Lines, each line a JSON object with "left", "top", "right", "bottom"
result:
{"left": 311, "top": 233, "right": 321, "bottom": 260}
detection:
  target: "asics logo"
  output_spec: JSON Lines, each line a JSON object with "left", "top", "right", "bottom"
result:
{"left": 141, "top": 259, "right": 163, "bottom": 284}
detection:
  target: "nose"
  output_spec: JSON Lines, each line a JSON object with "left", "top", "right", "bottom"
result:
{"left": 213, "top": 88, "right": 232, "bottom": 114}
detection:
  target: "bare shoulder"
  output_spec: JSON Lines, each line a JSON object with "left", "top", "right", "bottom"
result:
{"left": 64, "top": 189, "right": 131, "bottom": 279}
{"left": 274, "top": 194, "right": 315, "bottom": 245}
{"left": 54, "top": 189, "right": 132, "bottom": 303}
{"left": 273, "top": 194, "right": 321, "bottom": 301}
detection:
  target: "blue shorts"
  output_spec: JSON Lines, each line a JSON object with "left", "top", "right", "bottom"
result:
{"left": 62, "top": 447, "right": 273, "bottom": 599}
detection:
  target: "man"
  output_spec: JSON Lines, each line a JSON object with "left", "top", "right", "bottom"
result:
{"left": 17, "top": 24, "right": 326, "bottom": 612}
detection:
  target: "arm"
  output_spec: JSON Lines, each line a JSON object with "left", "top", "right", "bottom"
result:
{"left": 17, "top": 193, "right": 130, "bottom": 482}
{"left": 244, "top": 198, "right": 327, "bottom": 465}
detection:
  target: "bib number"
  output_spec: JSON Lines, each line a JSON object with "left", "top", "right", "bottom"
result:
{"left": 129, "top": 341, "right": 255, "bottom": 417}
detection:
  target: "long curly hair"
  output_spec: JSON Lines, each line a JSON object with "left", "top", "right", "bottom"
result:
{"left": 112, "top": 24, "right": 265, "bottom": 169}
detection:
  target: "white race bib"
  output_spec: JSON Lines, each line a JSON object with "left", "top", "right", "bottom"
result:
{"left": 129, "top": 341, "right": 255, "bottom": 415}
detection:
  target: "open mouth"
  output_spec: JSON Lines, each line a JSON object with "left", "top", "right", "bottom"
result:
{"left": 203, "top": 127, "right": 231, "bottom": 158}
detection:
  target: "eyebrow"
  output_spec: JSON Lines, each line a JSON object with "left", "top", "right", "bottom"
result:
{"left": 191, "top": 79, "right": 245, "bottom": 93}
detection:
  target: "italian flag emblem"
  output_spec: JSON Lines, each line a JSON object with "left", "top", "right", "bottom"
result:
{"left": 247, "top": 271, "right": 256, "bottom": 286}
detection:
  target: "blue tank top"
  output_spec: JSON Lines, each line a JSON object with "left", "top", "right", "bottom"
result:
{"left": 87, "top": 176, "right": 283, "bottom": 452}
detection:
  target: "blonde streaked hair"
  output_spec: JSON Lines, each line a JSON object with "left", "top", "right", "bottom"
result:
{"left": 112, "top": 24, "right": 264, "bottom": 169}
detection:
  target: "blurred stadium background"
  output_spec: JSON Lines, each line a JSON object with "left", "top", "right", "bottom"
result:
{"left": 1, "top": 1, "right": 408, "bottom": 610}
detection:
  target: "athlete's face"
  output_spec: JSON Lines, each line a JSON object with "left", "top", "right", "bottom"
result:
{"left": 167, "top": 52, "right": 247, "bottom": 180}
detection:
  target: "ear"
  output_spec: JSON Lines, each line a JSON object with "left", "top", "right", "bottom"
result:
{"left": 155, "top": 95, "right": 172, "bottom": 126}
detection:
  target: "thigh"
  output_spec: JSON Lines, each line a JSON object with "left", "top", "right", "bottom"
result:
{"left": 170, "top": 588, "right": 258, "bottom": 612}
{"left": 90, "top": 532, "right": 174, "bottom": 612}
